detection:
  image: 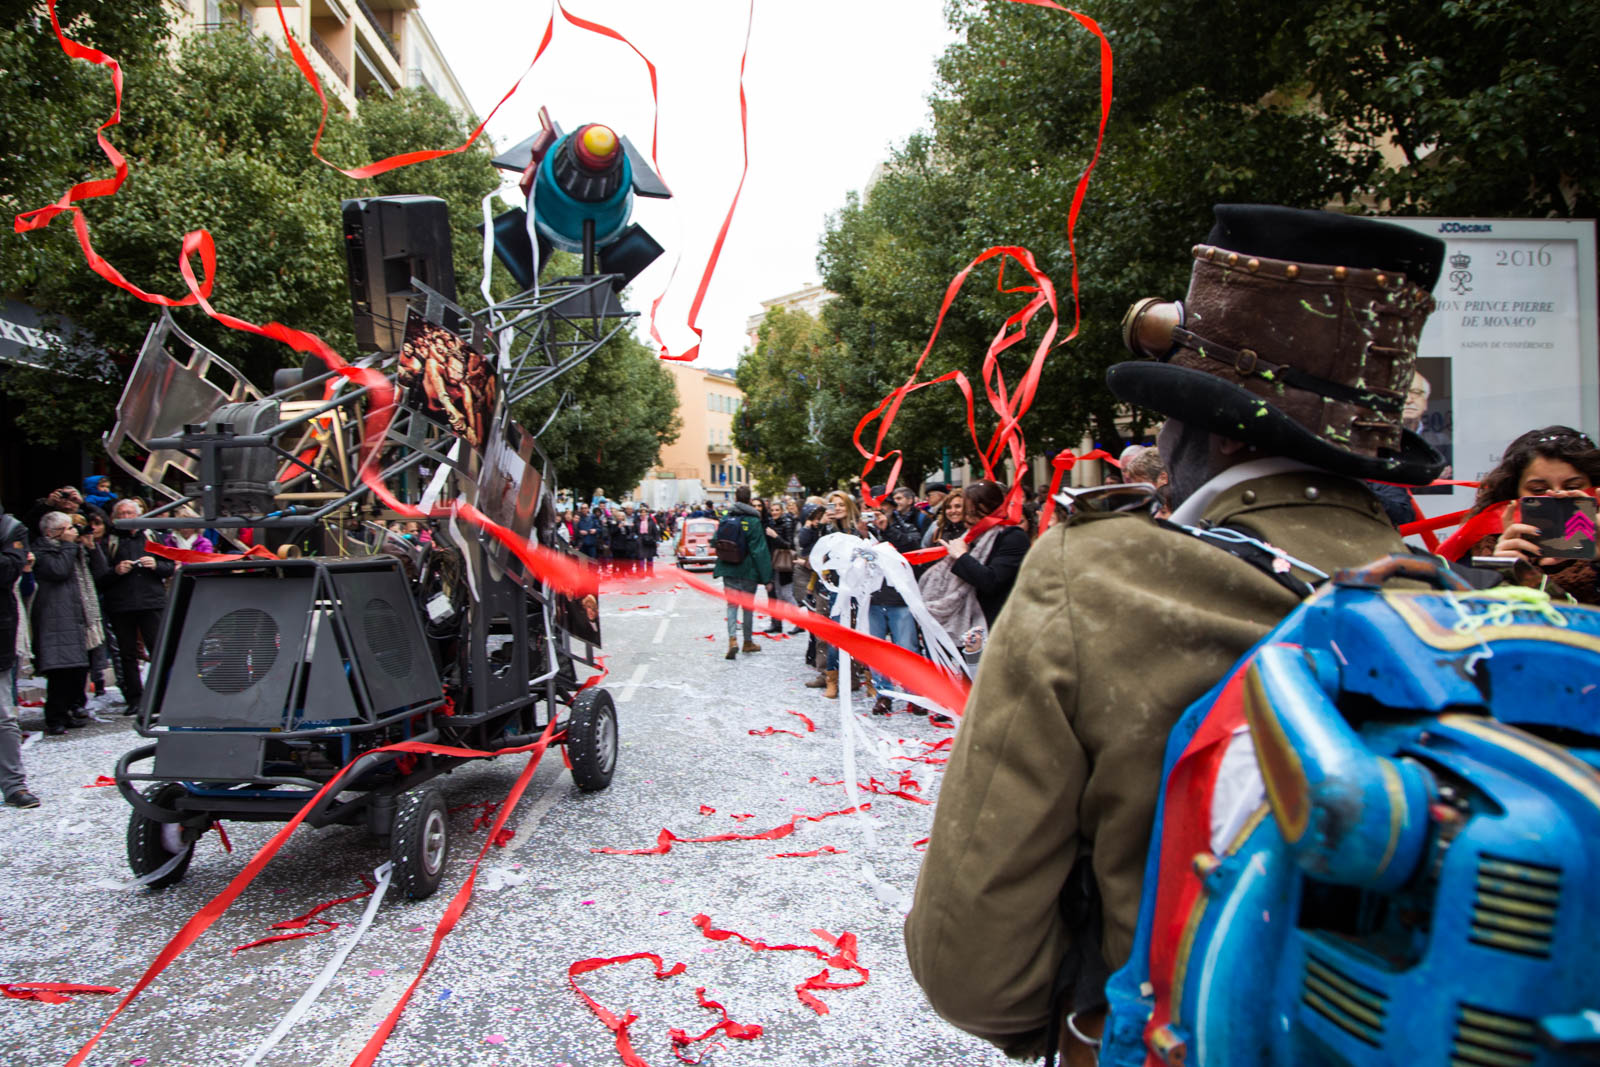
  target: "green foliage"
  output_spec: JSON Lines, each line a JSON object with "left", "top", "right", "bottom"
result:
{"left": 733, "top": 306, "right": 853, "bottom": 495}
{"left": 1, "top": 14, "right": 503, "bottom": 446}
{"left": 734, "top": 0, "right": 1597, "bottom": 481}
{"left": 512, "top": 302, "right": 682, "bottom": 500}
{"left": 1305, "top": 0, "right": 1599, "bottom": 216}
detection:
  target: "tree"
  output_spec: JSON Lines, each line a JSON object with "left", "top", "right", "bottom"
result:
{"left": 791, "top": 0, "right": 1598, "bottom": 473}
{"left": 734, "top": 306, "right": 853, "bottom": 495}
{"left": 1, "top": 16, "right": 507, "bottom": 446}
{"left": 512, "top": 314, "right": 682, "bottom": 499}
{"left": 1305, "top": 0, "right": 1599, "bottom": 217}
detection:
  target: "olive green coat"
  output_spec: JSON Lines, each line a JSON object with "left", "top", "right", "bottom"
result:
{"left": 903, "top": 472, "right": 1405, "bottom": 1058}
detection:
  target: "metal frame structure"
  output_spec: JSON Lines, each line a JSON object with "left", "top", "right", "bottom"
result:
{"left": 106, "top": 265, "right": 634, "bottom": 891}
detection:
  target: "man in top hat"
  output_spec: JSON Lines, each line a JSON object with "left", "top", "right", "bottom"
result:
{"left": 904, "top": 205, "right": 1446, "bottom": 1061}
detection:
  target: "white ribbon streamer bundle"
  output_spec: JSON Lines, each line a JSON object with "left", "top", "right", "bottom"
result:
{"left": 240, "top": 862, "right": 394, "bottom": 1067}
{"left": 807, "top": 533, "right": 966, "bottom": 906}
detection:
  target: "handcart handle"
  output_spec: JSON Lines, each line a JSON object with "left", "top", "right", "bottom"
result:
{"left": 1331, "top": 553, "right": 1472, "bottom": 592}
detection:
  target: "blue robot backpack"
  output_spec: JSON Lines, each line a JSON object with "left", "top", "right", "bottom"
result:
{"left": 1099, "top": 555, "right": 1600, "bottom": 1066}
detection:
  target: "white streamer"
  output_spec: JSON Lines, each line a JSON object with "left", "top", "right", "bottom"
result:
{"left": 90, "top": 845, "right": 191, "bottom": 891}
{"left": 807, "top": 533, "right": 967, "bottom": 900}
{"left": 479, "top": 190, "right": 500, "bottom": 313}
{"left": 240, "top": 862, "right": 394, "bottom": 1067}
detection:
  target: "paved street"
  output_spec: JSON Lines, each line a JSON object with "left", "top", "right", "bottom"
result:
{"left": 0, "top": 567, "right": 1010, "bottom": 1067}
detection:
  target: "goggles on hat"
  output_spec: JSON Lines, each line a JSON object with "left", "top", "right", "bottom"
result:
{"left": 1052, "top": 482, "right": 1164, "bottom": 520}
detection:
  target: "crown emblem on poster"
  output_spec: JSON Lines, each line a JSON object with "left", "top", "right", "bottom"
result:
{"left": 1447, "top": 250, "right": 1473, "bottom": 295}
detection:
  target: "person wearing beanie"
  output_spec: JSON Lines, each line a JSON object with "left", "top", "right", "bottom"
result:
{"left": 905, "top": 205, "right": 1447, "bottom": 1062}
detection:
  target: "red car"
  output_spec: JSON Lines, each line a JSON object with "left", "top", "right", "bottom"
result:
{"left": 676, "top": 517, "right": 718, "bottom": 570}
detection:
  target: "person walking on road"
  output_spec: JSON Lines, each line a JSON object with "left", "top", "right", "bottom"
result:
{"left": 713, "top": 486, "right": 773, "bottom": 660}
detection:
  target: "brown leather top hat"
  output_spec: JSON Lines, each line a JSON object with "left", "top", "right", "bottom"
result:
{"left": 1107, "top": 205, "right": 1447, "bottom": 486}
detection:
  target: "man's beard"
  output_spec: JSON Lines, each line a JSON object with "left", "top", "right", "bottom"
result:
{"left": 1158, "top": 419, "right": 1212, "bottom": 513}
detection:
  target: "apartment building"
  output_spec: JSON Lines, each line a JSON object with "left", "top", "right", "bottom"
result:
{"left": 634, "top": 362, "right": 749, "bottom": 508}
{"left": 165, "top": 0, "right": 473, "bottom": 118}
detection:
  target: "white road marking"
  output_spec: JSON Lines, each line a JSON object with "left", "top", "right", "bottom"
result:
{"left": 652, "top": 617, "right": 670, "bottom": 644}
{"left": 619, "top": 663, "right": 649, "bottom": 703}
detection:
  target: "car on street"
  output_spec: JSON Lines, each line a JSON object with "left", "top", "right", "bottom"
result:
{"left": 676, "top": 516, "right": 718, "bottom": 570}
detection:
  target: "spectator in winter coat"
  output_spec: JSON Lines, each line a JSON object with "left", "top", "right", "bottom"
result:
{"left": 575, "top": 504, "right": 601, "bottom": 558}
{"left": 937, "top": 480, "right": 1032, "bottom": 628}
{"left": 1467, "top": 425, "right": 1600, "bottom": 605}
{"left": 161, "top": 507, "right": 215, "bottom": 556}
{"left": 611, "top": 506, "right": 642, "bottom": 573}
{"left": 815, "top": 491, "right": 863, "bottom": 699}
{"left": 757, "top": 498, "right": 796, "bottom": 634}
{"left": 0, "top": 507, "right": 37, "bottom": 806}
{"left": 83, "top": 475, "right": 116, "bottom": 513}
{"left": 921, "top": 492, "right": 969, "bottom": 548}
{"left": 632, "top": 508, "right": 661, "bottom": 572}
{"left": 95, "top": 499, "right": 175, "bottom": 714}
{"left": 893, "top": 486, "right": 930, "bottom": 535}
{"left": 712, "top": 486, "right": 773, "bottom": 660}
{"left": 31, "top": 512, "right": 93, "bottom": 735}
{"left": 22, "top": 485, "right": 83, "bottom": 538}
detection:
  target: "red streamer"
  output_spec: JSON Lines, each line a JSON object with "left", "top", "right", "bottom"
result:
{"left": 651, "top": 0, "right": 756, "bottom": 363}
{"left": 568, "top": 952, "right": 689, "bottom": 1067}
{"left": 691, "top": 915, "right": 868, "bottom": 1016}
{"left": 230, "top": 878, "right": 380, "bottom": 955}
{"left": 850, "top": 0, "right": 1113, "bottom": 545}
{"left": 592, "top": 805, "right": 868, "bottom": 857}
{"left": 667, "top": 986, "right": 763, "bottom": 1064}
{"left": 810, "top": 774, "right": 930, "bottom": 806}
{"left": 1, "top": 984, "right": 120, "bottom": 1005}
{"left": 767, "top": 847, "right": 847, "bottom": 859}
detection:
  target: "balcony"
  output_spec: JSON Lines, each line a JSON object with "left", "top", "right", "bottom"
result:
{"left": 707, "top": 442, "right": 732, "bottom": 458}
{"left": 311, "top": 29, "right": 349, "bottom": 83}
{"left": 353, "top": 0, "right": 400, "bottom": 62}
{"left": 353, "top": 38, "right": 396, "bottom": 98}
{"left": 406, "top": 66, "right": 437, "bottom": 97}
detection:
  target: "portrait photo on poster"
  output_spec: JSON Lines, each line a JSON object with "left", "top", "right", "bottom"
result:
{"left": 398, "top": 306, "right": 497, "bottom": 450}
{"left": 1409, "top": 356, "right": 1454, "bottom": 494}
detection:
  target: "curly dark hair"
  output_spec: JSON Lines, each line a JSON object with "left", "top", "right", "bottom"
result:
{"left": 1470, "top": 425, "right": 1600, "bottom": 514}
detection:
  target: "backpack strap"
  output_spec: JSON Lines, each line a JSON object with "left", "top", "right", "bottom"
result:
{"left": 1159, "top": 518, "right": 1326, "bottom": 600}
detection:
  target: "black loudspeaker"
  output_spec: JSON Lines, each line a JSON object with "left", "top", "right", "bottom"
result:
{"left": 206, "top": 399, "right": 280, "bottom": 515}
{"left": 342, "top": 195, "right": 457, "bottom": 353}
{"left": 150, "top": 559, "right": 440, "bottom": 740}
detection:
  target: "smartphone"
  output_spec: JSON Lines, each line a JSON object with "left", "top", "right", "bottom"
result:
{"left": 1520, "top": 495, "right": 1599, "bottom": 560}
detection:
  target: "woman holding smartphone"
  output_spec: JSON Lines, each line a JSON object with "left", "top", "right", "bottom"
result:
{"left": 1469, "top": 425, "right": 1599, "bottom": 605}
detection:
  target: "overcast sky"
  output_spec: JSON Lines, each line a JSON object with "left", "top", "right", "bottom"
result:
{"left": 418, "top": 0, "right": 957, "bottom": 367}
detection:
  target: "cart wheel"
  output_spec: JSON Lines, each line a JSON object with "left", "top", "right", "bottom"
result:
{"left": 126, "top": 783, "right": 195, "bottom": 890}
{"left": 390, "top": 786, "right": 449, "bottom": 900}
{"left": 566, "top": 687, "right": 618, "bottom": 793}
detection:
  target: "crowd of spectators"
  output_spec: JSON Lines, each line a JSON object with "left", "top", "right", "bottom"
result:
{"left": 4, "top": 423, "right": 1590, "bottom": 808}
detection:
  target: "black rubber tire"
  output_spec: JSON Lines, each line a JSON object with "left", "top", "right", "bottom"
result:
{"left": 566, "top": 687, "right": 618, "bottom": 793}
{"left": 390, "top": 786, "right": 449, "bottom": 900}
{"left": 125, "top": 783, "right": 195, "bottom": 890}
